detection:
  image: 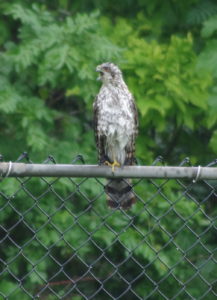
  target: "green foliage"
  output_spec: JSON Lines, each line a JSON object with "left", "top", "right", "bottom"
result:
{"left": 197, "top": 12, "right": 217, "bottom": 130}
{"left": 0, "top": 176, "right": 215, "bottom": 299}
{"left": 202, "top": 14, "right": 217, "bottom": 37}
{"left": 0, "top": 2, "right": 121, "bottom": 161}
{"left": 186, "top": 0, "right": 217, "bottom": 25}
{"left": 125, "top": 34, "right": 209, "bottom": 123}
{"left": 0, "top": 0, "right": 217, "bottom": 299}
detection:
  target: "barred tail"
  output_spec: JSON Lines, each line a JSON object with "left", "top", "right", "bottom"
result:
{"left": 104, "top": 179, "right": 136, "bottom": 210}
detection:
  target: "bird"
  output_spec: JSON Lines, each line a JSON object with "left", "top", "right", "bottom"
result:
{"left": 93, "top": 62, "right": 138, "bottom": 209}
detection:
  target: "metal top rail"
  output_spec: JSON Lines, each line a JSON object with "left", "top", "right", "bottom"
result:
{"left": 0, "top": 162, "right": 217, "bottom": 179}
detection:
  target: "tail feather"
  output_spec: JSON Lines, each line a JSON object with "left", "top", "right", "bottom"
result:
{"left": 105, "top": 179, "right": 136, "bottom": 209}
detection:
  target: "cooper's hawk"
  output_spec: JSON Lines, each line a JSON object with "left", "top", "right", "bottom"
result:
{"left": 93, "top": 62, "right": 138, "bottom": 209}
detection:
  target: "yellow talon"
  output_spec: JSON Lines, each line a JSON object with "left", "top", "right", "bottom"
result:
{"left": 105, "top": 160, "right": 120, "bottom": 172}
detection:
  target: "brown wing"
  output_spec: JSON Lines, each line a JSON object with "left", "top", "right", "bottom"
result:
{"left": 93, "top": 96, "right": 107, "bottom": 164}
{"left": 125, "top": 96, "right": 138, "bottom": 165}
{"left": 131, "top": 95, "right": 139, "bottom": 135}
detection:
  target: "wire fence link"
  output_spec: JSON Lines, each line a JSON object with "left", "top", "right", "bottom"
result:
{"left": 0, "top": 155, "right": 217, "bottom": 299}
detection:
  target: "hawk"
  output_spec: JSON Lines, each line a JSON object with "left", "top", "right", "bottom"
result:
{"left": 93, "top": 62, "right": 138, "bottom": 209}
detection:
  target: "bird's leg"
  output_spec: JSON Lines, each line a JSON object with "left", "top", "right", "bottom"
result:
{"left": 105, "top": 160, "right": 120, "bottom": 172}
{"left": 105, "top": 151, "right": 120, "bottom": 172}
{"left": 99, "top": 154, "right": 110, "bottom": 165}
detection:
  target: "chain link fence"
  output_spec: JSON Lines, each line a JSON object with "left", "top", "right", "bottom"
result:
{"left": 0, "top": 154, "right": 217, "bottom": 299}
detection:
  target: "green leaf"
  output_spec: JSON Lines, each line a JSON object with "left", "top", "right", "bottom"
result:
{"left": 209, "top": 129, "right": 217, "bottom": 152}
{"left": 27, "top": 125, "right": 48, "bottom": 151}
{"left": 202, "top": 14, "right": 217, "bottom": 38}
{"left": 0, "top": 89, "right": 21, "bottom": 113}
{"left": 197, "top": 39, "right": 217, "bottom": 78}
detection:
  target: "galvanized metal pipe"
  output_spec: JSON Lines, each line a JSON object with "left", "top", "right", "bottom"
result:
{"left": 0, "top": 162, "right": 217, "bottom": 179}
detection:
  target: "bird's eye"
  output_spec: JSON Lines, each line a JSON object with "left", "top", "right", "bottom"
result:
{"left": 103, "top": 67, "right": 110, "bottom": 72}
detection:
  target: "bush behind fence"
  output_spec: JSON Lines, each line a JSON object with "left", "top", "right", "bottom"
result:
{"left": 0, "top": 156, "right": 217, "bottom": 299}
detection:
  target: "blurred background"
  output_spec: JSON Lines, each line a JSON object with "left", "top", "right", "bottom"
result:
{"left": 0, "top": 1, "right": 217, "bottom": 299}
{"left": 0, "top": 0, "right": 217, "bottom": 164}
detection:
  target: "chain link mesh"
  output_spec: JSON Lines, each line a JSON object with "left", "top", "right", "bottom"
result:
{"left": 0, "top": 155, "right": 217, "bottom": 299}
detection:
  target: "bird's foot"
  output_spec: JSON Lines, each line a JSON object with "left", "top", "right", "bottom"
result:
{"left": 105, "top": 160, "right": 120, "bottom": 172}
{"left": 99, "top": 155, "right": 110, "bottom": 165}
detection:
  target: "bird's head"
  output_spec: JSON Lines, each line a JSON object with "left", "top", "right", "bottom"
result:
{"left": 96, "top": 62, "right": 122, "bottom": 83}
